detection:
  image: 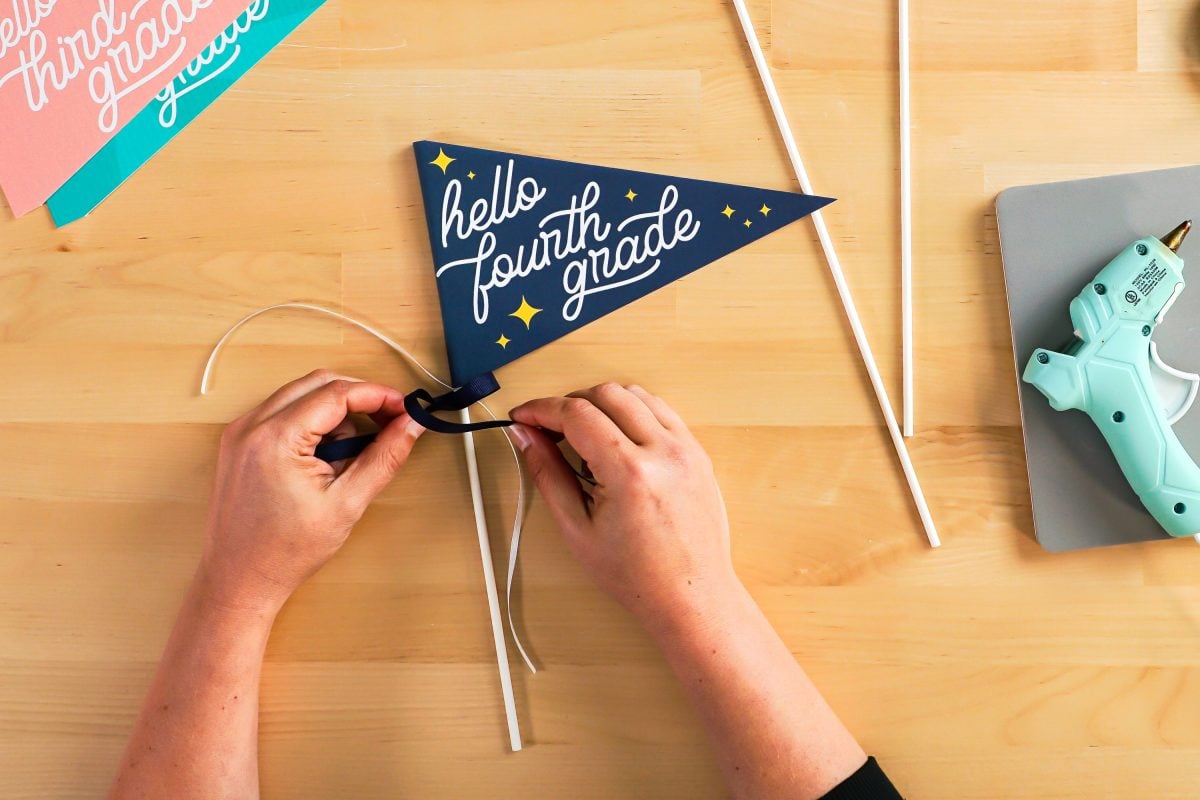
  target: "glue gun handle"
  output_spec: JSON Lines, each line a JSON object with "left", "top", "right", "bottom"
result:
{"left": 1082, "top": 355, "right": 1200, "bottom": 538}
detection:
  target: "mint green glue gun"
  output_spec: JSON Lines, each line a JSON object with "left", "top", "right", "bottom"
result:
{"left": 1024, "top": 221, "right": 1200, "bottom": 538}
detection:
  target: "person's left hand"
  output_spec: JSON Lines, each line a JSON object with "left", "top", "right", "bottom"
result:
{"left": 200, "top": 370, "right": 425, "bottom": 615}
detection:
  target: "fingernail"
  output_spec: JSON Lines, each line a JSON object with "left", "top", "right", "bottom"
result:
{"left": 404, "top": 415, "right": 426, "bottom": 437}
{"left": 509, "top": 423, "right": 533, "bottom": 451}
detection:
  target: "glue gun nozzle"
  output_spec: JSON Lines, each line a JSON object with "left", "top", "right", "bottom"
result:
{"left": 1161, "top": 220, "right": 1192, "bottom": 253}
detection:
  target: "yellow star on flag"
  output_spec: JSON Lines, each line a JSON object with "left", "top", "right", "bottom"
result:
{"left": 467, "top": 170, "right": 476, "bottom": 180}
{"left": 759, "top": 203, "right": 771, "bottom": 216}
{"left": 509, "top": 296, "right": 542, "bottom": 329}
{"left": 496, "top": 333, "right": 511, "bottom": 349}
{"left": 625, "top": 189, "right": 637, "bottom": 201}
{"left": 721, "top": 204, "right": 735, "bottom": 219}
{"left": 430, "top": 148, "right": 455, "bottom": 174}
{"left": 743, "top": 219, "right": 752, "bottom": 228}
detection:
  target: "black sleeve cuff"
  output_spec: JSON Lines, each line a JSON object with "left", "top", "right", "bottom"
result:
{"left": 818, "top": 756, "right": 904, "bottom": 800}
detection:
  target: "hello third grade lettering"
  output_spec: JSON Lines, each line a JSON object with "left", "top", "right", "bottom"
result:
{"left": 0, "top": 0, "right": 218, "bottom": 132}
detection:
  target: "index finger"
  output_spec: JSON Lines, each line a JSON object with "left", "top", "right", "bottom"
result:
{"left": 509, "top": 395, "right": 634, "bottom": 468}
{"left": 251, "top": 369, "right": 361, "bottom": 423}
{"left": 269, "top": 380, "right": 407, "bottom": 454}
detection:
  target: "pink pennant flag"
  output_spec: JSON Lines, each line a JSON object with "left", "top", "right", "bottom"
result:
{"left": 0, "top": 0, "right": 260, "bottom": 216}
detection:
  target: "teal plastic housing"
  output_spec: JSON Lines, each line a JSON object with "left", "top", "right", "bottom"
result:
{"left": 1023, "top": 236, "right": 1200, "bottom": 538}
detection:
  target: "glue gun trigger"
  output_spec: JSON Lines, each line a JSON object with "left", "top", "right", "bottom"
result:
{"left": 1149, "top": 340, "right": 1199, "bottom": 425}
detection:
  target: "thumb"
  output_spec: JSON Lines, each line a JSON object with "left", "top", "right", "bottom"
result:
{"left": 510, "top": 424, "right": 590, "bottom": 533}
{"left": 337, "top": 414, "right": 425, "bottom": 509}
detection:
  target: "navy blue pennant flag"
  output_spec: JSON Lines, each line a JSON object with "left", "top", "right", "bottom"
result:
{"left": 413, "top": 140, "right": 834, "bottom": 386}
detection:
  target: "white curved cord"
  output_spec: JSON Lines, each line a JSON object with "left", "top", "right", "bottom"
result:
{"left": 200, "top": 302, "right": 447, "bottom": 395}
{"left": 199, "top": 303, "right": 536, "bottom": 749}
{"left": 485, "top": 404, "right": 535, "bottom": 673}
{"left": 201, "top": 303, "right": 536, "bottom": 670}
{"left": 200, "top": 303, "right": 537, "bottom": 670}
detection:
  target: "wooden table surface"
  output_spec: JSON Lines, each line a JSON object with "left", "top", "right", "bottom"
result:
{"left": 5, "top": 1, "right": 1200, "bottom": 797}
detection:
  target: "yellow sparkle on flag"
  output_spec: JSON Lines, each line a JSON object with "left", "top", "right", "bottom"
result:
{"left": 759, "top": 203, "right": 771, "bottom": 216}
{"left": 430, "top": 148, "right": 455, "bottom": 174}
{"left": 721, "top": 204, "right": 735, "bottom": 219}
{"left": 625, "top": 189, "right": 637, "bottom": 201}
{"left": 743, "top": 219, "right": 752, "bottom": 228}
{"left": 509, "top": 296, "right": 542, "bottom": 329}
{"left": 467, "top": 170, "right": 476, "bottom": 180}
{"left": 496, "top": 333, "right": 511, "bottom": 349}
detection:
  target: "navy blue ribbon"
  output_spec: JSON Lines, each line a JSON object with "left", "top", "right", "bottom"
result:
{"left": 314, "top": 372, "right": 511, "bottom": 463}
{"left": 403, "top": 372, "right": 512, "bottom": 435}
{"left": 313, "top": 433, "right": 377, "bottom": 463}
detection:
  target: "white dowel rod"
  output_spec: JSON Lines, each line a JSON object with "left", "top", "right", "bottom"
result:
{"left": 900, "top": 0, "right": 914, "bottom": 437}
{"left": 731, "top": 0, "right": 940, "bottom": 548}
{"left": 460, "top": 409, "right": 523, "bottom": 751}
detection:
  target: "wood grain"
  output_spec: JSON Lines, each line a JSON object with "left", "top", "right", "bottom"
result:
{"left": 4, "top": 1, "right": 1200, "bottom": 797}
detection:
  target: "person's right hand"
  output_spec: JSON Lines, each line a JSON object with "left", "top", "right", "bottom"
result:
{"left": 509, "top": 384, "right": 737, "bottom": 627}
{"left": 203, "top": 370, "right": 424, "bottom": 616}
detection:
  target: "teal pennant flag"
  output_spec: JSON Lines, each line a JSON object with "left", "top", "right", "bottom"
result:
{"left": 47, "top": 0, "right": 327, "bottom": 227}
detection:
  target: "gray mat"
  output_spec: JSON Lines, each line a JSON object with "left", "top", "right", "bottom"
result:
{"left": 997, "top": 166, "right": 1200, "bottom": 551}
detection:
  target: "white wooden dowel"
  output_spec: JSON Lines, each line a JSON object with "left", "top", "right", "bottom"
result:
{"left": 899, "top": 0, "right": 914, "bottom": 437}
{"left": 731, "top": 0, "right": 940, "bottom": 548}
{"left": 460, "top": 409, "right": 523, "bottom": 751}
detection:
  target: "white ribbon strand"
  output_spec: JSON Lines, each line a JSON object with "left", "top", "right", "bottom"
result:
{"left": 199, "top": 302, "right": 535, "bottom": 752}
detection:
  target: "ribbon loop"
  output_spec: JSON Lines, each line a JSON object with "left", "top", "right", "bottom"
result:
{"left": 403, "top": 372, "right": 514, "bottom": 434}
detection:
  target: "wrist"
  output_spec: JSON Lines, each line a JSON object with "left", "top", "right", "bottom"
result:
{"left": 192, "top": 555, "right": 289, "bottom": 627}
{"left": 636, "top": 567, "right": 748, "bottom": 644}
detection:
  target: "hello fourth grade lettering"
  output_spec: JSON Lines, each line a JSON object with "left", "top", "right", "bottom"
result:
{"left": 437, "top": 158, "right": 702, "bottom": 325}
